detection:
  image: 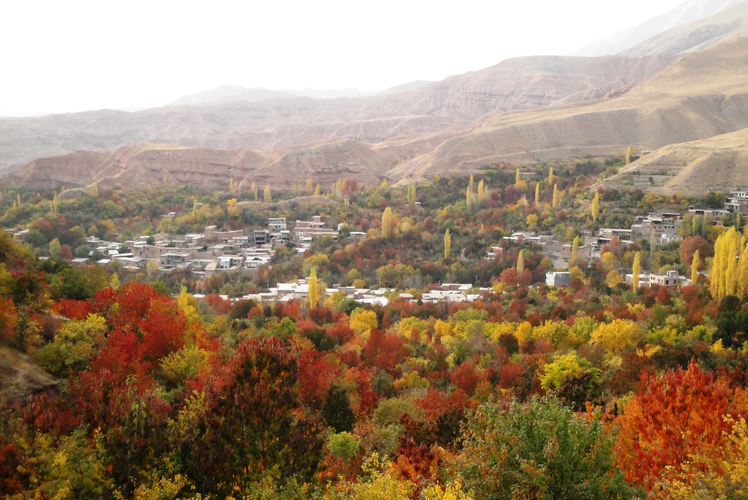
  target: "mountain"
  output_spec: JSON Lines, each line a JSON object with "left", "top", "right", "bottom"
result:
{"left": 391, "top": 38, "right": 748, "bottom": 179}
{"left": 621, "top": 0, "right": 748, "bottom": 55}
{"left": 167, "top": 86, "right": 374, "bottom": 107}
{"left": 572, "top": 0, "right": 745, "bottom": 56}
{"left": 599, "top": 127, "right": 748, "bottom": 194}
{"left": 0, "top": 53, "right": 673, "bottom": 177}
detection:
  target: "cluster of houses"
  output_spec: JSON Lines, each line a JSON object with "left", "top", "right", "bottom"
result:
{"left": 204, "top": 281, "right": 486, "bottom": 307}
{"left": 58, "top": 215, "right": 361, "bottom": 276}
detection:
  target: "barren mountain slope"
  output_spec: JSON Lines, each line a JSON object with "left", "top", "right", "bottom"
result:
{"left": 599, "top": 127, "right": 748, "bottom": 194}
{"left": 573, "top": 0, "right": 744, "bottom": 56}
{"left": 2, "top": 144, "right": 278, "bottom": 190}
{"left": 390, "top": 38, "right": 748, "bottom": 181}
{"left": 622, "top": 0, "right": 748, "bottom": 55}
{"left": 0, "top": 54, "right": 675, "bottom": 173}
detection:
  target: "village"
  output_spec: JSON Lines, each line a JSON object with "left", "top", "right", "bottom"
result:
{"left": 5, "top": 190, "right": 747, "bottom": 306}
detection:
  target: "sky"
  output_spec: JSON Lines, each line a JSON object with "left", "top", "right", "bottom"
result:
{"left": 0, "top": 0, "right": 688, "bottom": 116}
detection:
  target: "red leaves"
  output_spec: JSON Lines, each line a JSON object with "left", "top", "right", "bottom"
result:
{"left": 615, "top": 361, "right": 744, "bottom": 491}
{"left": 361, "top": 329, "right": 410, "bottom": 376}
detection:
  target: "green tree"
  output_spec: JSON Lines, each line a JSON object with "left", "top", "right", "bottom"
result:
{"left": 447, "top": 397, "right": 639, "bottom": 499}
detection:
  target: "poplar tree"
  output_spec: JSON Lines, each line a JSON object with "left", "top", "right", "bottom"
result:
{"left": 466, "top": 185, "right": 472, "bottom": 210}
{"left": 517, "top": 251, "right": 524, "bottom": 276}
{"left": 591, "top": 192, "right": 600, "bottom": 222}
{"left": 691, "top": 249, "right": 700, "bottom": 285}
{"left": 569, "top": 236, "right": 580, "bottom": 270}
{"left": 632, "top": 252, "right": 641, "bottom": 291}
{"left": 314, "top": 184, "right": 320, "bottom": 196}
{"left": 738, "top": 242, "right": 748, "bottom": 297}
{"left": 51, "top": 192, "right": 58, "bottom": 214}
{"left": 264, "top": 185, "right": 272, "bottom": 204}
{"left": 444, "top": 229, "right": 451, "bottom": 259}
{"left": 548, "top": 167, "right": 555, "bottom": 184}
{"left": 515, "top": 168, "right": 521, "bottom": 187}
{"left": 306, "top": 178, "right": 313, "bottom": 194}
{"left": 535, "top": 183, "right": 540, "bottom": 207}
{"left": 469, "top": 174, "right": 475, "bottom": 192}
{"left": 381, "top": 207, "right": 393, "bottom": 238}
{"left": 308, "top": 267, "right": 319, "bottom": 308}
{"left": 478, "top": 180, "right": 485, "bottom": 202}
{"left": 552, "top": 184, "right": 560, "bottom": 208}
{"left": 251, "top": 182, "right": 257, "bottom": 201}
{"left": 626, "top": 146, "right": 632, "bottom": 165}
{"left": 407, "top": 183, "right": 416, "bottom": 206}
{"left": 92, "top": 182, "right": 98, "bottom": 197}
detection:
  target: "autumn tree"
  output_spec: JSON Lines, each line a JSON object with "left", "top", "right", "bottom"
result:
{"left": 444, "top": 229, "right": 451, "bottom": 260}
{"left": 591, "top": 192, "right": 600, "bottom": 222}
{"left": 448, "top": 397, "right": 639, "bottom": 499}
{"left": 615, "top": 362, "right": 744, "bottom": 492}
{"left": 478, "top": 180, "right": 485, "bottom": 203}
{"left": 264, "top": 184, "right": 272, "bottom": 203}
{"left": 632, "top": 251, "right": 641, "bottom": 290}
{"left": 407, "top": 183, "right": 416, "bottom": 206}
{"left": 308, "top": 267, "right": 319, "bottom": 308}
{"left": 534, "top": 183, "right": 540, "bottom": 207}
{"left": 552, "top": 183, "right": 561, "bottom": 208}
{"left": 381, "top": 207, "right": 394, "bottom": 238}
{"left": 691, "top": 249, "right": 700, "bottom": 285}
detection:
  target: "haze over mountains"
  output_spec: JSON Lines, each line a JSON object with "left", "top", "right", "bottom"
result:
{"left": 3, "top": 0, "right": 748, "bottom": 195}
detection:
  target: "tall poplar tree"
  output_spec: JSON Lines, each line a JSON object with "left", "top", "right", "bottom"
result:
{"left": 444, "top": 229, "right": 451, "bottom": 259}
{"left": 264, "top": 185, "right": 272, "bottom": 204}
{"left": 632, "top": 251, "right": 642, "bottom": 291}
{"left": 591, "top": 192, "right": 600, "bottom": 222}
{"left": 381, "top": 207, "right": 393, "bottom": 238}
{"left": 535, "top": 183, "right": 540, "bottom": 207}
{"left": 691, "top": 249, "right": 700, "bottom": 285}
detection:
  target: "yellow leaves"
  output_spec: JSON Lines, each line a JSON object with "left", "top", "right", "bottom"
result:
{"left": 421, "top": 481, "right": 475, "bottom": 500}
{"left": 434, "top": 319, "right": 452, "bottom": 339}
{"left": 591, "top": 319, "right": 643, "bottom": 354}
{"left": 350, "top": 308, "right": 378, "bottom": 337}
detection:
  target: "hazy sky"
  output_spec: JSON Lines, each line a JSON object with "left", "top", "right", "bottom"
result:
{"left": 0, "top": 0, "right": 687, "bottom": 116}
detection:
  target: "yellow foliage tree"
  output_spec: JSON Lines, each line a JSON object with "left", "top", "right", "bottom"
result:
{"left": 478, "top": 180, "right": 485, "bottom": 202}
{"left": 552, "top": 183, "right": 561, "bottom": 208}
{"left": 350, "top": 308, "right": 378, "bottom": 337}
{"left": 535, "top": 183, "right": 540, "bottom": 207}
{"left": 306, "top": 178, "right": 313, "bottom": 194}
{"left": 314, "top": 184, "right": 320, "bottom": 196}
{"left": 691, "top": 249, "right": 701, "bottom": 286}
{"left": 591, "top": 319, "right": 643, "bottom": 353}
{"left": 591, "top": 192, "right": 600, "bottom": 222}
{"left": 264, "top": 185, "right": 272, "bottom": 203}
{"left": 444, "top": 229, "right": 451, "bottom": 259}
{"left": 548, "top": 167, "right": 555, "bottom": 184}
{"left": 516, "top": 250, "right": 524, "bottom": 276}
{"left": 382, "top": 207, "right": 394, "bottom": 238}
{"left": 466, "top": 185, "right": 472, "bottom": 210}
{"left": 739, "top": 242, "right": 748, "bottom": 297}
{"left": 308, "top": 267, "right": 319, "bottom": 308}
{"left": 711, "top": 227, "right": 741, "bottom": 299}
{"left": 632, "top": 251, "right": 642, "bottom": 290}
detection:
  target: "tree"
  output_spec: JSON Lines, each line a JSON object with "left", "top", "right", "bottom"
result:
{"left": 49, "top": 238, "right": 62, "bottom": 260}
{"left": 478, "top": 180, "right": 485, "bottom": 202}
{"left": 632, "top": 251, "right": 641, "bottom": 290}
{"left": 466, "top": 185, "right": 472, "bottom": 210}
{"left": 548, "top": 167, "right": 555, "bottom": 184}
{"left": 444, "top": 229, "right": 451, "bottom": 259}
{"left": 711, "top": 227, "right": 740, "bottom": 299}
{"left": 535, "top": 183, "right": 540, "bottom": 207}
{"left": 615, "top": 362, "right": 742, "bottom": 492}
{"left": 552, "top": 183, "right": 560, "bottom": 208}
{"left": 739, "top": 241, "right": 748, "bottom": 297}
{"left": 306, "top": 178, "right": 313, "bottom": 194}
{"left": 691, "top": 249, "right": 700, "bottom": 285}
{"left": 264, "top": 185, "right": 273, "bottom": 203}
{"left": 381, "top": 207, "right": 394, "bottom": 238}
{"left": 448, "top": 397, "right": 639, "bottom": 499}
{"left": 308, "top": 267, "right": 319, "bottom": 308}
{"left": 568, "top": 236, "right": 580, "bottom": 271}
{"left": 314, "top": 184, "right": 320, "bottom": 196}
{"left": 407, "top": 183, "right": 416, "bottom": 206}
{"left": 591, "top": 192, "right": 600, "bottom": 222}
{"left": 516, "top": 250, "right": 524, "bottom": 276}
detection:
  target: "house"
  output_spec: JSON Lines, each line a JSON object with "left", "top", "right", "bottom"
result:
{"left": 268, "top": 217, "right": 287, "bottom": 231}
{"left": 726, "top": 191, "right": 748, "bottom": 215}
{"left": 546, "top": 272, "right": 571, "bottom": 287}
{"left": 293, "top": 216, "right": 338, "bottom": 241}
